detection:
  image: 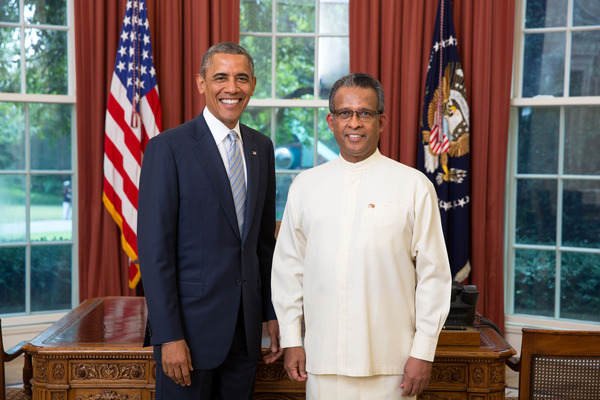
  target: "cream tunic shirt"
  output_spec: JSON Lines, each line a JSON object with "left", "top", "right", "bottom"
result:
{"left": 272, "top": 149, "right": 451, "bottom": 377}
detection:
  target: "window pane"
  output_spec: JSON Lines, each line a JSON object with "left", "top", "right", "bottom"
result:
{"left": 0, "top": 0, "right": 19, "bottom": 22}
{"left": 0, "top": 246, "right": 25, "bottom": 314}
{"left": 514, "top": 249, "right": 555, "bottom": 317}
{"left": 277, "top": 0, "right": 315, "bottom": 33}
{"left": 522, "top": 32, "right": 565, "bottom": 97}
{"left": 317, "top": 107, "right": 338, "bottom": 165}
{"left": 240, "top": 107, "right": 272, "bottom": 137}
{"left": 319, "top": 0, "right": 349, "bottom": 34}
{"left": 25, "top": 28, "right": 68, "bottom": 94}
{"left": 0, "top": 175, "right": 26, "bottom": 243}
{"left": 525, "top": 0, "right": 567, "bottom": 28}
{"left": 564, "top": 106, "right": 600, "bottom": 175}
{"left": 277, "top": 37, "right": 315, "bottom": 99}
{"left": 275, "top": 107, "right": 315, "bottom": 218}
{"left": 569, "top": 31, "right": 600, "bottom": 96}
{"left": 30, "top": 244, "right": 71, "bottom": 312}
{"left": 24, "top": 0, "right": 66, "bottom": 25}
{"left": 562, "top": 180, "right": 600, "bottom": 248}
{"left": 276, "top": 171, "right": 298, "bottom": 220}
{"left": 30, "top": 175, "right": 72, "bottom": 242}
{"left": 573, "top": 0, "right": 600, "bottom": 26}
{"left": 0, "top": 102, "right": 26, "bottom": 170}
{"left": 560, "top": 252, "right": 600, "bottom": 322}
{"left": 240, "top": 35, "right": 272, "bottom": 99}
{"left": 516, "top": 179, "right": 557, "bottom": 245}
{"left": 240, "top": 0, "right": 272, "bottom": 32}
{"left": 0, "top": 26, "right": 21, "bottom": 93}
{"left": 318, "top": 36, "right": 349, "bottom": 99}
{"left": 275, "top": 107, "right": 315, "bottom": 169}
{"left": 3, "top": 0, "right": 76, "bottom": 316}
{"left": 30, "top": 103, "right": 72, "bottom": 170}
{"left": 517, "top": 107, "right": 559, "bottom": 174}
{"left": 511, "top": 0, "right": 600, "bottom": 325}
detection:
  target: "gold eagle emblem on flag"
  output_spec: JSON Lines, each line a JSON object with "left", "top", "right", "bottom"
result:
{"left": 422, "top": 62, "right": 470, "bottom": 185}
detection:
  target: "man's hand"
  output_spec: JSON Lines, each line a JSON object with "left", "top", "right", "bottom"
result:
{"left": 283, "top": 346, "right": 308, "bottom": 382}
{"left": 262, "top": 320, "right": 284, "bottom": 364}
{"left": 161, "top": 339, "right": 193, "bottom": 386}
{"left": 399, "top": 356, "right": 432, "bottom": 397}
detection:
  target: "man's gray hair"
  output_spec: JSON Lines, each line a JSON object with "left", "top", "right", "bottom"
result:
{"left": 200, "top": 42, "right": 254, "bottom": 78}
{"left": 328, "top": 73, "right": 385, "bottom": 114}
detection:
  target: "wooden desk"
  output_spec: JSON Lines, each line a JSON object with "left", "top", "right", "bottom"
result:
{"left": 25, "top": 297, "right": 514, "bottom": 400}
{"left": 24, "top": 297, "right": 154, "bottom": 400}
{"left": 420, "top": 323, "right": 516, "bottom": 400}
{"left": 255, "top": 323, "right": 516, "bottom": 400}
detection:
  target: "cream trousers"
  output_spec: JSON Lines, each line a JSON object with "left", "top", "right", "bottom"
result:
{"left": 306, "top": 373, "right": 415, "bottom": 400}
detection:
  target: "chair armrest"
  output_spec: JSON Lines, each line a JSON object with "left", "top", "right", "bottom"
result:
{"left": 505, "top": 355, "right": 521, "bottom": 372}
{"left": 3, "top": 340, "right": 27, "bottom": 363}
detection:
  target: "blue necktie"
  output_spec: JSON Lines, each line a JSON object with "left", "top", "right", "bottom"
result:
{"left": 227, "top": 131, "right": 246, "bottom": 235}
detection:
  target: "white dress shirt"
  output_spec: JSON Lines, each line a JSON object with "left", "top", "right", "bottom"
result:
{"left": 272, "top": 149, "right": 452, "bottom": 377}
{"left": 203, "top": 107, "right": 247, "bottom": 182}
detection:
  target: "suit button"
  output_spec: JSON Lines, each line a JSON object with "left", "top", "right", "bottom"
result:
{"left": 236, "top": 280, "right": 242, "bottom": 286}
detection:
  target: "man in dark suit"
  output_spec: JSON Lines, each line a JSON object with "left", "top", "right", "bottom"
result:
{"left": 138, "top": 42, "right": 282, "bottom": 400}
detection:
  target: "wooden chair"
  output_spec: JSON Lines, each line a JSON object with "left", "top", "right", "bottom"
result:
{"left": 1, "top": 319, "right": 32, "bottom": 400}
{"left": 506, "top": 328, "right": 600, "bottom": 400}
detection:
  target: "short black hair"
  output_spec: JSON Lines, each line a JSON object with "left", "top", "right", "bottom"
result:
{"left": 200, "top": 42, "right": 254, "bottom": 78}
{"left": 328, "top": 73, "right": 385, "bottom": 114}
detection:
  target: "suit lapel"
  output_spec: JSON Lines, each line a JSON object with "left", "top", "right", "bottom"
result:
{"left": 190, "top": 114, "right": 240, "bottom": 238}
{"left": 241, "top": 126, "right": 259, "bottom": 242}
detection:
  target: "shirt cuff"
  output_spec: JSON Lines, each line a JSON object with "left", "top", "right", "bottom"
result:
{"left": 409, "top": 331, "right": 440, "bottom": 362}
{"left": 278, "top": 322, "right": 304, "bottom": 348}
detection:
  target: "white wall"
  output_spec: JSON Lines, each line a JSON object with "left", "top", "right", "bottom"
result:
{"left": 2, "top": 313, "right": 67, "bottom": 350}
{"left": 504, "top": 315, "right": 600, "bottom": 357}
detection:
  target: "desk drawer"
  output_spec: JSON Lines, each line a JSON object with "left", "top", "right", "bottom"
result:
{"left": 71, "top": 388, "right": 153, "bottom": 400}
{"left": 419, "top": 391, "right": 466, "bottom": 400}
{"left": 427, "top": 362, "right": 469, "bottom": 390}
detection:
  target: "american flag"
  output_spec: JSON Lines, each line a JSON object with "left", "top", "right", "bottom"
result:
{"left": 418, "top": 0, "right": 471, "bottom": 282}
{"left": 103, "top": 0, "right": 161, "bottom": 289}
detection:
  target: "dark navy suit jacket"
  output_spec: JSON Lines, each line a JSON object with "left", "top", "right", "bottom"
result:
{"left": 138, "top": 113, "right": 277, "bottom": 370}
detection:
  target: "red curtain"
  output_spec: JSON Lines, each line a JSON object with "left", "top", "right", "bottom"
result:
{"left": 74, "top": 0, "right": 240, "bottom": 301}
{"left": 349, "top": 0, "right": 515, "bottom": 330}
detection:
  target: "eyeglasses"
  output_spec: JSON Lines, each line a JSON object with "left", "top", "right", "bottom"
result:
{"left": 332, "top": 108, "right": 380, "bottom": 122}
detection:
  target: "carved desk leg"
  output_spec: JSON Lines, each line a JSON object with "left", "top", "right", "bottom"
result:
{"left": 23, "top": 352, "right": 33, "bottom": 396}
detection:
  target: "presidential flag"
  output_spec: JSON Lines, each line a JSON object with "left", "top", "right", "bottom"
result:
{"left": 418, "top": 0, "right": 470, "bottom": 282}
{"left": 103, "top": 0, "right": 162, "bottom": 288}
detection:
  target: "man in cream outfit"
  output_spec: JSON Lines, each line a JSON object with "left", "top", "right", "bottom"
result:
{"left": 271, "top": 73, "right": 452, "bottom": 399}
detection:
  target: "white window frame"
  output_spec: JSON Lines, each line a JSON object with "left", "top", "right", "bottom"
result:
{"left": 0, "top": 0, "right": 77, "bottom": 332}
{"left": 505, "top": 0, "right": 600, "bottom": 334}
{"left": 242, "top": 0, "right": 349, "bottom": 178}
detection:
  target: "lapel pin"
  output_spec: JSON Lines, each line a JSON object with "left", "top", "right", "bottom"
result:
{"left": 252, "top": 151, "right": 257, "bottom": 156}
{"left": 368, "top": 203, "right": 375, "bottom": 208}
